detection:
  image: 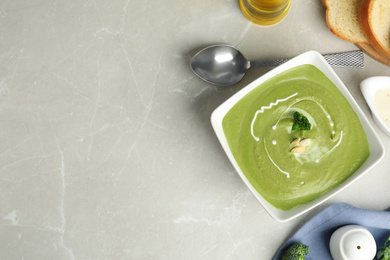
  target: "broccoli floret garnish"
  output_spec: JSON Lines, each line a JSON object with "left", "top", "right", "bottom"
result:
{"left": 282, "top": 242, "right": 309, "bottom": 260}
{"left": 374, "top": 235, "right": 390, "bottom": 260}
{"left": 292, "top": 112, "right": 311, "bottom": 131}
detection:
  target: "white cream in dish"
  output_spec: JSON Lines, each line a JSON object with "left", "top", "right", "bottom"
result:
{"left": 360, "top": 76, "right": 390, "bottom": 137}
{"left": 374, "top": 88, "right": 390, "bottom": 128}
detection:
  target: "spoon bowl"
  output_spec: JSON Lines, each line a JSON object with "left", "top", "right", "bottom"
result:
{"left": 190, "top": 45, "right": 249, "bottom": 86}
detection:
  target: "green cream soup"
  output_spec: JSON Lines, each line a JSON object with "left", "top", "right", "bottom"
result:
{"left": 222, "top": 65, "right": 370, "bottom": 211}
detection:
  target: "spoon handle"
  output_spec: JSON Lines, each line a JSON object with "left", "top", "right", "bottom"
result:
{"left": 250, "top": 50, "right": 364, "bottom": 68}
{"left": 323, "top": 51, "right": 364, "bottom": 68}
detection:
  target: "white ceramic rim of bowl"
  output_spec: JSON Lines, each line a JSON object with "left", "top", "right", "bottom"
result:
{"left": 360, "top": 76, "right": 390, "bottom": 137}
{"left": 210, "top": 50, "right": 385, "bottom": 222}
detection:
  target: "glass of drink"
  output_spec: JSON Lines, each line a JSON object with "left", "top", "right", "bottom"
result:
{"left": 239, "top": 0, "right": 291, "bottom": 26}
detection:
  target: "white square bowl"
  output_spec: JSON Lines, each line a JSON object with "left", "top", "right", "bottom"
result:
{"left": 211, "top": 51, "right": 385, "bottom": 222}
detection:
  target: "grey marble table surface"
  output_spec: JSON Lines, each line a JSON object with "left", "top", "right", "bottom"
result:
{"left": 1, "top": 0, "right": 390, "bottom": 259}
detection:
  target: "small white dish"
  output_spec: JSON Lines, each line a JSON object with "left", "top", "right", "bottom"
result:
{"left": 211, "top": 51, "right": 385, "bottom": 222}
{"left": 360, "top": 76, "right": 390, "bottom": 137}
{"left": 329, "top": 225, "right": 377, "bottom": 260}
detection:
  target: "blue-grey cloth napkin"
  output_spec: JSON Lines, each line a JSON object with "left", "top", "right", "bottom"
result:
{"left": 273, "top": 202, "right": 390, "bottom": 260}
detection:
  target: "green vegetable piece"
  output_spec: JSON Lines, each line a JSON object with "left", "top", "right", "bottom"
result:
{"left": 282, "top": 242, "right": 309, "bottom": 260}
{"left": 374, "top": 235, "right": 390, "bottom": 260}
{"left": 292, "top": 112, "right": 311, "bottom": 131}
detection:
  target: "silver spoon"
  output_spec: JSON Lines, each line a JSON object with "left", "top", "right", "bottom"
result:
{"left": 190, "top": 45, "right": 364, "bottom": 86}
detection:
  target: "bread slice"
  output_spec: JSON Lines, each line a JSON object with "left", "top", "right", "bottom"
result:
{"left": 360, "top": 0, "right": 390, "bottom": 57}
{"left": 323, "top": 0, "right": 368, "bottom": 43}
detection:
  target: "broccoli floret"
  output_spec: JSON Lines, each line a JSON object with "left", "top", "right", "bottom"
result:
{"left": 292, "top": 112, "right": 311, "bottom": 131}
{"left": 282, "top": 242, "right": 309, "bottom": 260}
{"left": 374, "top": 235, "right": 390, "bottom": 260}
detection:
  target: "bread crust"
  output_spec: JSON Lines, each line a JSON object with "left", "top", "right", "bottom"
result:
{"left": 323, "top": 0, "right": 368, "bottom": 43}
{"left": 360, "top": 0, "right": 390, "bottom": 57}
